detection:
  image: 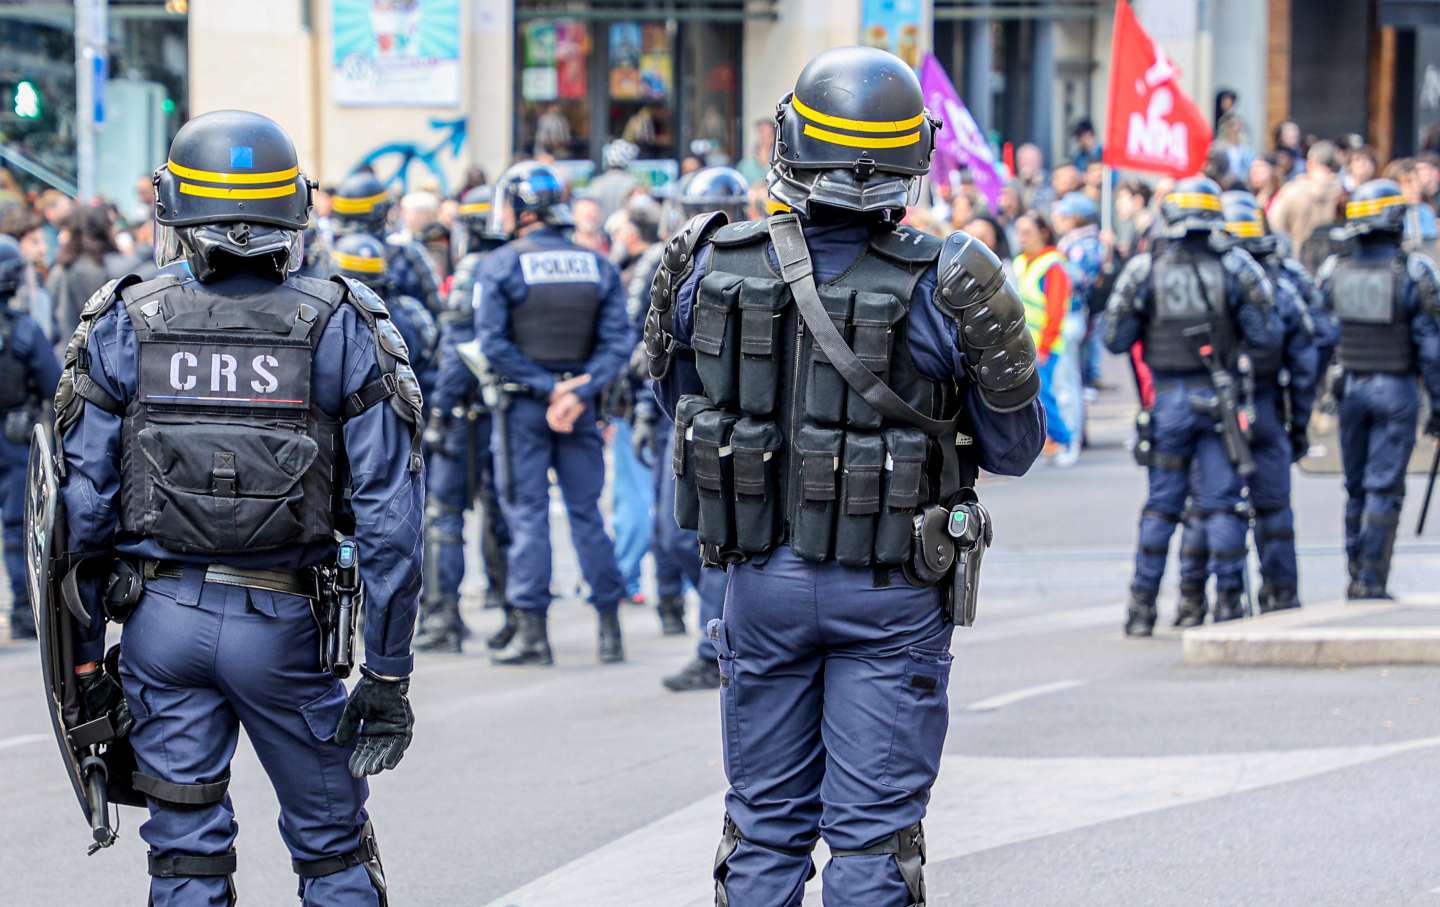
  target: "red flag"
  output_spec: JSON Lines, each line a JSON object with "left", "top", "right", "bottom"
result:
{"left": 1102, "top": 0, "right": 1212, "bottom": 178}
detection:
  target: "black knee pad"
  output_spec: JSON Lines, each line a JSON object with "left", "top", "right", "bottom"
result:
{"left": 148, "top": 849, "right": 237, "bottom": 905}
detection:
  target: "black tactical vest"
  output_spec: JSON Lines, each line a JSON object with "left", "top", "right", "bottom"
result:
{"left": 0, "top": 311, "right": 32, "bottom": 411}
{"left": 507, "top": 238, "right": 603, "bottom": 367}
{"left": 1332, "top": 257, "right": 1411, "bottom": 374}
{"left": 672, "top": 220, "right": 969, "bottom": 567}
{"left": 1143, "top": 249, "right": 1231, "bottom": 372}
{"left": 117, "top": 274, "right": 344, "bottom": 554}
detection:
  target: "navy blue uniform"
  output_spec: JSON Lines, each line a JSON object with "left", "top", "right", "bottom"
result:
{"left": 381, "top": 290, "right": 438, "bottom": 404}
{"left": 1, "top": 311, "right": 60, "bottom": 633}
{"left": 1105, "top": 235, "right": 1280, "bottom": 600}
{"left": 1179, "top": 256, "right": 1319, "bottom": 601}
{"left": 659, "top": 218, "right": 1044, "bottom": 905}
{"left": 384, "top": 234, "right": 442, "bottom": 315}
{"left": 476, "top": 226, "right": 633, "bottom": 616}
{"left": 1316, "top": 240, "right": 1440, "bottom": 591}
{"left": 63, "top": 273, "right": 423, "bottom": 907}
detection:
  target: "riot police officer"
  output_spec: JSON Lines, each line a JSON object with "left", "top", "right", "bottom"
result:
{"left": 631, "top": 167, "right": 749, "bottom": 691}
{"left": 478, "top": 161, "right": 633, "bottom": 666}
{"left": 330, "top": 170, "right": 442, "bottom": 313}
{"left": 0, "top": 235, "right": 60, "bottom": 639}
{"left": 646, "top": 47, "right": 1043, "bottom": 904}
{"left": 55, "top": 111, "right": 423, "bottom": 904}
{"left": 331, "top": 232, "right": 439, "bottom": 401}
{"left": 414, "top": 185, "right": 513, "bottom": 654}
{"left": 1104, "top": 178, "right": 1279, "bottom": 635}
{"left": 1317, "top": 179, "right": 1440, "bottom": 599}
{"left": 1174, "top": 191, "right": 1319, "bottom": 620}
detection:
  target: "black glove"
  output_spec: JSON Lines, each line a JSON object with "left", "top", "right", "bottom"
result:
{"left": 1289, "top": 425, "right": 1310, "bottom": 463}
{"left": 1426, "top": 411, "right": 1440, "bottom": 440}
{"left": 632, "top": 413, "right": 657, "bottom": 468}
{"left": 75, "top": 667, "right": 133, "bottom": 741}
{"left": 335, "top": 667, "right": 414, "bottom": 778}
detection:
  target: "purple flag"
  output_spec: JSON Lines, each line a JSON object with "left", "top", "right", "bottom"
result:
{"left": 919, "top": 53, "right": 1004, "bottom": 211}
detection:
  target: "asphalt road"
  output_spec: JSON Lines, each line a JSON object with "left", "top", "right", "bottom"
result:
{"left": 5, "top": 379, "right": 1440, "bottom": 906}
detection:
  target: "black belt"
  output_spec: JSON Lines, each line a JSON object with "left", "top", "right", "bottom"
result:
{"left": 143, "top": 561, "right": 317, "bottom": 597}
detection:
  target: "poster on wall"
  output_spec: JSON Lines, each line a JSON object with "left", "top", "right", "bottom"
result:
{"left": 860, "top": 0, "right": 923, "bottom": 69}
{"left": 332, "top": 0, "right": 461, "bottom": 107}
{"left": 609, "top": 22, "right": 643, "bottom": 100}
{"left": 556, "top": 21, "right": 589, "bottom": 99}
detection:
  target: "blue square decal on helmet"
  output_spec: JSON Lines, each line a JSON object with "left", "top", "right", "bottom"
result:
{"left": 230, "top": 146, "right": 254, "bottom": 169}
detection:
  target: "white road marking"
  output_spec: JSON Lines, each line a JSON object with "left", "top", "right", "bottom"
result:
{"left": 0, "top": 733, "right": 48, "bottom": 752}
{"left": 964, "top": 679, "right": 1088, "bottom": 712}
{"left": 483, "top": 734, "right": 1440, "bottom": 907}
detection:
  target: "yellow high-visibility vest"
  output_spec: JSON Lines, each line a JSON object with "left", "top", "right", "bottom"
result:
{"left": 1013, "top": 249, "right": 1067, "bottom": 354}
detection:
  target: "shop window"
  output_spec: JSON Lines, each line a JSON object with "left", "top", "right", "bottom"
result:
{"left": 516, "top": 19, "right": 593, "bottom": 160}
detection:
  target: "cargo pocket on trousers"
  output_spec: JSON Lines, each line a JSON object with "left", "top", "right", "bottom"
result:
{"left": 880, "top": 647, "right": 954, "bottom": 792}
{"left": 710, "top": 620, "right": 747, "bottom": 790}
{"left": 300, "top": 682, "right": 351, "bottom": 824}
{"left": 300, "top": 682, "right": 350, "bottom": 744}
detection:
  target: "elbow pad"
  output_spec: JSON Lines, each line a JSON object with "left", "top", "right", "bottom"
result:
{"left": 1223, "top": 247, "right": 1273, "bottom": 311}
{"left": 1408, "top": 253, "right": 1440, "bottom": 317}
{"left": 644, "top": 211, "right": 727, "bottom": 380}
{"left": 936, "top": 231, "right": 1039, "bottom": 413}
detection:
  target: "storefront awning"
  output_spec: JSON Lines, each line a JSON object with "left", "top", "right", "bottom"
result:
{"left": 933, "top": 0, "right": 1101, "bottom": 21}
{"left": 516, "top": 1, "right": 778, "bottom": 23}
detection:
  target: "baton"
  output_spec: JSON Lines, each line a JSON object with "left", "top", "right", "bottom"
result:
{"left": 1418, "top": 442, "right": 1440, "bottom": 536}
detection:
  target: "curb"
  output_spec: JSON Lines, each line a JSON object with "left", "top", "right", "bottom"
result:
{"left": 1182, "top": 597, "right": 1440, "bottom": 667}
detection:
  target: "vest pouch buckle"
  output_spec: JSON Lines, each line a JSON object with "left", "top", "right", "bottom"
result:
{"left": 211, "top": 452, "right": 238, "bottom": 497}
{"left": 730, "top": 418, "right": 783, "bottom": 554}
{"left": 694, "top": 272, "right": 743, "bottom": 408}
{"left": 791, "top": 423, "right": 843, "bottom": 562}
{"left": 690, "top": 408, "right": 739, "bottom": 549}
{"left": 835, "top": 431, "right": 884, "bottom": 567}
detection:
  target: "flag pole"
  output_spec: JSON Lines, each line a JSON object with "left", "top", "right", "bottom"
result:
{"left": 1101, "top": 163, "right": 1113, "bottom": 236}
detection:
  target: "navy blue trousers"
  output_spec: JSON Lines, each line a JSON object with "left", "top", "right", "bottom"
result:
{"left": 425, "top": 414, "right": 509, "bottom": 608}
{"left": 1133, "top": 378, "right": 1247, "bottom": 594}
{"left": 1, "top": 454, "right": 26, "bottom": 622}
{"left": 119, "top": 575, "right": 378, "bottom": 906}
{"left": 1178, "top": 383, "right": 1297, "bottom": 592}
{"left": 654, "top": 417, "right": 726, "bottom": 659}
{"left": 714, "top": 546, "right": 952, "bottom": 906}
{"left": 1339, "top": 372, "right": 1418, "bottom": 585}
{"left": 493, "top": 396, "right": 625, "bottom": 614}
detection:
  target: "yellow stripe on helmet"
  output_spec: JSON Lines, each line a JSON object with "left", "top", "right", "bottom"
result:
{"left": 330, "top": 250, "right": 386, "bottom": 274}
{"left": 179, "top": 182, "right": 298, "bottom": 201}
{"left": 167, "top": 159, "right": 300, "bottom": 185}
{"left": 458, "top": 202, "right": 493, "bottom": 215}
{"left": 791, "top": 96, "right": 925, "bottom": 134}
{"left": 1166, "top": 191, "right": 1223, "bottom": 212}
{"left": 1225, "top": 220, "right": 1263, "bottom": 238}
{"left": 803, "top": 123, "right": 921, "bottom": 150}
{"left": 331, "top": 190, "right": 391, "bottom": 215}
{"left": 1345, "top": 195, "right": 1404, "bottom": 219}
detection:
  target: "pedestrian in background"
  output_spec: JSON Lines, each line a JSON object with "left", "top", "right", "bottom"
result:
{"left": 46, "top": 205, "right": 126, "bottom": 343}
{"left": 736, "top": 117, "right": 776, "bottom": 186}
{"left": 1014, "top": 210, "right": 1078, "bottom": 465}
{"left": 1014, "top": 142, "right": 1050, "bottom": 211}
{"left": 1268, "top": 140, "right": 1343, "bottom": 255}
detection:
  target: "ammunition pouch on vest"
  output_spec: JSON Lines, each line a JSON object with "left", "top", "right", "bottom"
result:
{"left": 671, "top": 217, "right": 973, "bottom": 567}
{"left": 1143, "top": 252, "right": 1231, "bottom": 372}
{"left": 1333, "top": 256, "right": 1411, "bottom": 374}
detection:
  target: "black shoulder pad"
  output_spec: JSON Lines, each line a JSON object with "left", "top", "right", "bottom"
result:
{"left": 82, "top": 274, "right": 145, "bottom": 320}
{"left": 709, "top": 217, "right": 769, "bottom": 248}
{"left": 286, "top": 273, "right": 345, "bottom": 308}
{"left": 333, "top": 275, "right": 391, "bottom": 319}
{"left": 936, "top": 231, "right": 1005, "bottom": 317}
{"left": 870, "top": 225, "right": 943, "bottom": 266}
{"left": 1409, "top": 253, "right": 1440, "bottom": 313}
{"left": 115, "top": 273, "right": 180, "bottom": 307}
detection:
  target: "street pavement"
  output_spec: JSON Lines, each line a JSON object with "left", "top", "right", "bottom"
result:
{"left": 5, "top": 375, "right": 1440, "bottom": 905}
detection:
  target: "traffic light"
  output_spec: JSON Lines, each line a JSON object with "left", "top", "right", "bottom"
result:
{"left": 13, "top": 80, "right": 39, "bottom": 119}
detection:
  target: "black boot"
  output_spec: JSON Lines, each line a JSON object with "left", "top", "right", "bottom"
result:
{"left": 1345, "top": 557, "right": 1363, "bottom": 600}
{"left": 1172, "top": 583, "right": 1208, "bottom": 628}
{"left": 8, "top": 608, "right": 35, "bottom": 641}
{"left": 485, "top": 605, "right": 518, "bottom": 651}
{"left": 1124, "top": 587, "right": 1157, "bottom": 637}
{"left": 1261, "top": 586, "right": 1300, "bottom": 612}
{"left": 414, "top": 598, "right": 463, "bottom": 653}
{"left": 663, "top": 656, "right": 722, "bottom": 692}
{"left": 657, "top": 595, "right": 686, "bottom": 636}
{"left": 490, "top": 610, "right": 554, "bottom": 666}
{"left": 597, "top": 610, "right": 625, "bottom": 664}
{"left": 1213, "top": 589, "right": 1246, "bottom": 622}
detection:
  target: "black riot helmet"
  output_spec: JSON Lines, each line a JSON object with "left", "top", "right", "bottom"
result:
{"left": 453, "top": 184, "right": 504, "bottom": 259}
{"left": 680, "top": 166, "right": 750, "bottom": 222}
{"left": 331, "top": 171, "right": 394, "bottom": 237}
{"left": 1221, "top": 190, "right": 1277, "bottom": 257}
{"left": 153, "top": 110, "right": 312, "bottom": 281}
{"left": 1158, "top": 177, "right": 1225, "bottom": 238}
{"left": 0, "top": 235, "right": 24, "bottom": 301}
{"left": 1343, "top": 178, "right": 1407, "bottom": 238}
{"left": 769, "top": 46, "right": 939, "bottom": 218}
{"left": 330, "top": 232, "right": 391, "bottom": 292}
{"left": 490, "top": 161, "right": 571, "bottom": 239}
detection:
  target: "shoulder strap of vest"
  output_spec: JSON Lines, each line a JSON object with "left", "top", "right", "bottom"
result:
{"left": 768, "top": 213, "right": 958, "bottom": 436}
{"left": 330, "top": 275, "right": 424, "bottom": 472}
{"left": 118, "top": 274, "right": 184, "bottom": 338}
{"left": 644, "top": 211, "right": 729, "bottom": 379}
{"left": 54, "top": 273, "right": 146, "bottom": 444}
{"left": 709, "top": 218, "right": 770, "bottom": 248}
{"left": 868, "top": 225, "right": 943, "bottom": 267}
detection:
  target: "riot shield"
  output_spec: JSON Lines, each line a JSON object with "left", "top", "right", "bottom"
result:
{"left": 26, "top": 424, "right": 140, "bottom": 852}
